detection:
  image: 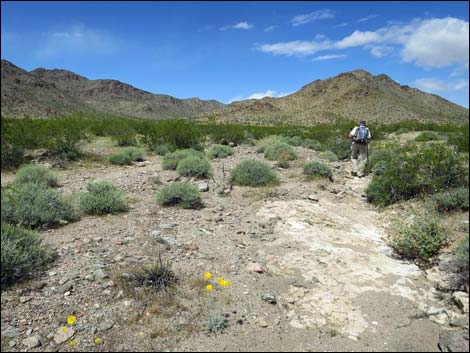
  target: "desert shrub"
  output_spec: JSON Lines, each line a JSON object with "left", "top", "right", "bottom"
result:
{"left": 109, "top": 153, "right": 133, "bottom": 165}
{"left": 14, "top": 165, "right": 58, "bottom": 188}
{"left": 446, "top": 132, "right": 469, "bottom": 152}
{"left": 390, "top": 213, "right": 446, "bottom": 264}
{"left": 77, "top": 181, "right": 127, "bottom": 215}
{"left": 301, "top": 139, "right": 325, "bottom": 151}
{"left": 396, "top": 128, "right": 409, "bottom": 134}
{"left": 110, "top": 124, "right": 138, "bottom": 146}
{"left": 256, "top": 136, "right": 286, "bottom": 153}
{"left": 364, "top": 145, "right": 395, "bottom": 175}
{"left": 276, "top": 160, "right": 290, "bottom": 169}
{"left": 319, "top": 151, "right": 339, "bottom": 162}
{"left": 303, "top": 161, "right": 333, "bottom": 180}
{"left": 1, "top": 224, "right": 54, "bottom": 289}
{"left": 156, "top": 182, "right": 203, "bottom": 209}
{"left": 230, "top": 160, "right": 279, "bottom": 186}
{"left": 176, "top": 156, "right": 211, "bottom": 178}
{"left": 152, "top": 143, "right": 175, "bottom": 156}
{"left": 1, "top": 183, "right": 79, "bottom": 229}
{"left": 123, "top": 147, "right": 144, "bottom": 162}
{"left": 141, "top": 119, "right": 203, "bottom": 150}
{"left": 455, "top": 236, "right": 469, "bottom": 282}
{"left": 431, "top": 188, "right": 469, "bottom": 213}
{"left": 284, "top": 136, "right": 303, "bottom": 147}
{"left": 161, "top": 149, "right": 205, "bottom": 170}
{"left": 207, "top": 144, "right": 234, "bottom": 159}
{"left": 264, "top": 143, "right": 297, "bottom": 161}
{"left": 207, "top": 311, "right": 227, "bottom": 333}
{"left": 1, "top": 140, "right": 25, "bottom": 169}
{"left": 415, "top": 131, "right": 440, "bottom": 142}
{"left": 324, "top": 137, "right": 352, "bottom": 160}
{"left": 124, "top": 256, "right": 177, "bottom": 296}
{"left": 367, "top": 142, "right": 467, "bottom": 206}
{"left": 42, "top": 117, "right": 89, "bottom": 158}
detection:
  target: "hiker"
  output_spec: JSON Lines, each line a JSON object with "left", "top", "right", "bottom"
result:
{"left": 348, "top": 120, "right": 371, "bottom": 177}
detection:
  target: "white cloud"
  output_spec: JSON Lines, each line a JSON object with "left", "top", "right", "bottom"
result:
{"left": 357, "top": 14, "right": 379, "bottom": 23}
{"left": 401, "top": 18, "right": 469, "bottom": 68}
{"left": 291, "top": 9, "right": 335, "bottom": 27}
{"left": 335, "top": 22, "right": 349, "bottom": 28}
{"left": 264, "top": 25, "right": 279, "bottom": 32}
{"left": 35, "top": 24, "right": 117, "bottom": 58}
{"left": 335, "top": 30, "right": 382, "bottom": 49}
{"left": 229, "top": 90, "right": 292, "bottom": 103}
{"left": 258, "top": 40, "right": 332, "bottom": 57}
{"left": 312, "top": 54, "right": 347, "bottom": 61}
{"left": 369, "top": 45, "right": 394, "bottom": 58}
{"left": 413, "top": 78, "right": 469, "bottom": 92}
{"left": 221, "top": 21, "right": 254, "bottom": 31}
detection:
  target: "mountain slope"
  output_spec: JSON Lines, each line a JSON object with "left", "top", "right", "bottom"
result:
{"left": 1, "top": 60, "right": 224, "bottom": 119}
{"left": 199, "top": 69, "right": 468, "bottom": 125}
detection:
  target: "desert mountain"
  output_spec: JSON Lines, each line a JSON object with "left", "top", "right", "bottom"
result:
{"left": 2, "top": 60, "right": 468, "bottom": 124}
{"left": 199, "top": 69, "right": 469, "bottom": 125}
{"left": 1, "top": 60, "right": 224, "bottom": 119}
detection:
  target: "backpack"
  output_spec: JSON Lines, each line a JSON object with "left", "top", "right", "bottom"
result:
{"left": 354, "top": 126, "right": 370, "bottom": 144}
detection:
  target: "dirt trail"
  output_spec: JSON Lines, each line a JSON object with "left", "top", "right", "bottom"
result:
{"left": 1, "top": 144, "right": 468, "bottom": 352}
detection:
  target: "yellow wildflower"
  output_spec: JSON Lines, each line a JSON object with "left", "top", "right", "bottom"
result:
{"left": 219, "top": 279, "right": 228, "bottom": 287}
{"left": 67, "top": 315, "right": 77, "bottom": 325}
{"left": 206, "top": 284, "right": 213, "bottom": 291}
{"left": 203, "top": 272, "right": 212, "bottom": 280}
{"left": 217, "top": 277, "right": 224, "bottom": 284}
{"left": 94, "top": 337, "right": 102, "bottom": 344}
{"left": 61, "top": 326, "right": 68, "bottom": 333}
{"left": 69, "top": 340, "right": 77, "bottom": 347}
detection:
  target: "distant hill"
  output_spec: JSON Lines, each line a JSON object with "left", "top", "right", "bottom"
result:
{"left": 198, "top": 69, "right": 469, "bottom": 125}
{"left": 1, "top": 60, "right": 224, "bottom": 119}
{"left": 2, "top": 60, "right": 468, "bottom": 125}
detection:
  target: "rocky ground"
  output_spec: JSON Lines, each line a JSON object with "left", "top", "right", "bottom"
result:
{"left": 1, "top": 140, "right": 469, "bottom": 352}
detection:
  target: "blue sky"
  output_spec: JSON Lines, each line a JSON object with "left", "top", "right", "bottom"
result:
{"left": 2, "top": 1, "right": 469, "bottom": 107}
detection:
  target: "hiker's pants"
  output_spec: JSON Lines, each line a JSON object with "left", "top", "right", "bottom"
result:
{"left": 351, "top": 142, "right": 368, "bottom": 176}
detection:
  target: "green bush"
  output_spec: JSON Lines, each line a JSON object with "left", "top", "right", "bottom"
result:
{"left": 156, "top": 182, "right": 203, "bottom": 209}
{"left": 256, "top": 136, "right": 286, "bottom": 153}
{"left": 455, "top": 236, "right": 469, "bottom": 280}
{"left": 323, "top": 137, "right": 351, "bottom": 160}
{"left": 415, "top": 131, "right": 440, "bottom": 142}
{"left": 14, "top": 165, "right": 58, "bottom": 188}
{"left": 284, "top": 136, "right": 303, "bottom": 147}
{"left": 207, "top": 311, "right": 227, "bottom": 333}
{"left": 124, "top": 257, "right": 177, "bottom": 295}
{"left": 1, "top": 183, "right": 79, "bottom": 229}
{"left": 176, "top": 156, "right": 211, "bottom": 178}
{"left": 432, "top": 188, "right": 469, "bottom": 213}
{"left": 301, "top": 139, "right": 325, "bottom": 151}
{"left": 319, "top": 151, "right": 339, "bottom": 162}
{"left": 367, "top": 142, "right": 467, "bottom": 206}
{"left": 264, "top": 143, "right": 298, "bottom": 161}
{"left": 303, "top": 161, "right": 333, "bottom": 180}
{"left": 153, "top": 143, "right": 175, "bottom": 156}
{"left": 161, "top": 149, "right": 205, "bottom": 170}
{"left": 1, "top": 140, "right": 25, "bottom": 169}
{"left": 230, "top": 160, "right": 279, "bottom": 186}
{"left": 77, "top": 181, "right": 127, "bottom": 215}
{"left": 446, "top": 132, "right": 469, "bottom": 153}
{"left": 123, "top": 147, "right": 144, "bottom": 162}
{"left": 391, "top": 214, "right": 446, "bottom": 264}
{"left": 1, "top": 224, "right": 54, "bottom": 289}
{"left": 207, "top": 144, "right": 234, "bottom": 159}
{"left": 276, "top": 160, "right": 290, "bottom": 169}
{"left": 109, "top": 153, "right": 133, "bottom": 165}
{"left": 42, "top": 117, "right": 89, "bottom": 158}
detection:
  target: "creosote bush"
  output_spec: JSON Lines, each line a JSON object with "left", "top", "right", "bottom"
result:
{"left": 455, "top": 236, "right": 469, "bottom": 283}
{"left": 14, "top": 164, "right": 58, "bottom": 188}
{"left": 207, "top": 144, "right": 234, "bottom": 159}
{"left": 415, "top": 131, "right": 440, "bottom": 142}
{"left": 319, "top": 151, "right": 339, "bottom": 162}
{"left": 1, "top": 224, "right": 54, "bottom": 289}
{"left": 264, "top": 142, "right": 298, "bottom": 161}
{"left": 77, "top": 181, "right": 127, "bottom": 215}
{"left": 1, "top": 183, "right": 79, "bottom": 229}
{"left": 123, "top": 147, "right": 144, "bottom": 162}
{"left": 176, "top": 156, "right": 211, "bottom": 178}
{"left": 161, "top": 149, "right": 205, "bottom": 170}
{"left": 432, "top": 187, "right": 469, "bottom": 213}
{"left": 303, "top": 161, "right": 333, "bottom": 180}
{"left": 367, "top": 142, "right": 467, "bottom": 206}
{"left": 153, "top": 143, "right": 175, "bottom": 156}
{"left": 255, "top": 136, "right": 286, "bottom": 153}
{"left": 230, "top": 160, "right": 279, "bottom": 186}
{"left": 109, "top": 153, "right": 132, "bottom": 165}
{"left": 391, "top": 213, "right": 446, "bottom": 265}
{"left": 156, "top": 182, "right": 203, "bottom": 209}
{"left": 301, "top": 139, "right": 325, "bottom": 151}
